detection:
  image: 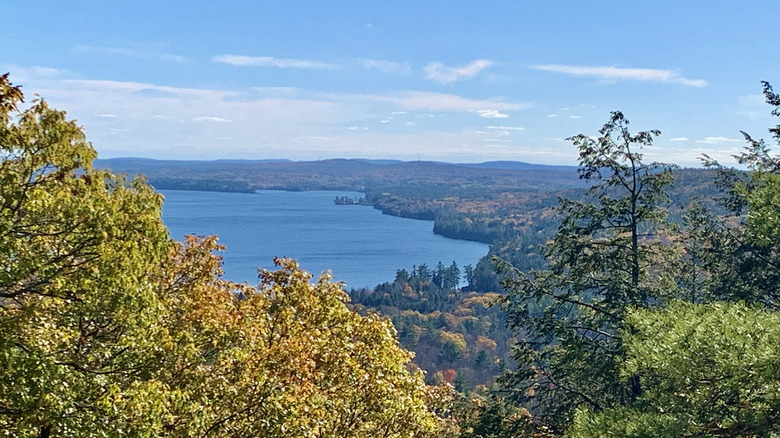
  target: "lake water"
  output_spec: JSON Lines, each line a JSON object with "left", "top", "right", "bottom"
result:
{"left": 160, "top": 190, "right": 490, "bottom": 289}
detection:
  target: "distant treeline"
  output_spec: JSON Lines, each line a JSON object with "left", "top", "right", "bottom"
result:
{"left": 148, "top": 177, "right": 255, "bottom": 193}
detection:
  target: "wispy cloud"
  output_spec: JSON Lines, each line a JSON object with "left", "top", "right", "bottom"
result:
{"left": 477, "top": 110, "right": 509, "bottom": 119}
{"left": 424, "top": 59, "right": 493, "bottom": 84}
{"left": 193, "top": 116, "right": 232, "bottom": 123}
{"left": 695, "top": 136, "right": 742, "bottom": 144}
{"left": 486, "top": 125, "right": 524, "bottom": 130}
{"left": 13, "top": 72, "right": 540, "bottom": 161}
{"left": 214, "top": 54, "right": 335, "bottom": 69}
{"left": 161, "top": 53, "right": 187, "bottom": 62}
{"left": 738, "top": 94, "right": 771, "bottom": 118}
{"left": 669, "top": 137, "right": 689, "bottom": 142}
{"left": 531, "top": 64, "right": 707, "bottom": 87}
{"left": 360, "top": 59, "right": 411, "bottom": 74}
{"left": 374, "top": 91, "right": 528, "bottom": 113}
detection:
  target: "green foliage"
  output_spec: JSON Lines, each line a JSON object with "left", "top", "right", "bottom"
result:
{"left": 452, "top": 388, "right": 545, "bottom": 438}
{"left": 567, "top": 301, "right": 780, "bottom": 437}
{"left": 0, "top": 75, "right": 452, "bottom": 438}
{"left": 559, "top": 83, "right": 780, "bottom": 437}
{"left": 499, "top": 112, "right": 678, "bottom": 431}
{"left": 0, "top": 73, "right": 172, "bottom": 437}
{"left": 692, "top": 82, "right": 780, "bottom": 308}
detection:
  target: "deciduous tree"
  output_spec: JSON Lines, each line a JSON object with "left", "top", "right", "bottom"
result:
{"left": 0, "top": 74, "right": 452, "bottom": 438}
{"left": 0, "top": 73, "right": 172, "bottom": 437}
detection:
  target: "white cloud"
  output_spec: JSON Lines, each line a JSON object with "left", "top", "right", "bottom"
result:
{"left": 477, "top": 110, "right": 509, "bottom": 119}
{"left": 695, "top": 136, "right": 743, "bottom": 144}
{"left": 3, "top": 65, "right": 68, "bottom": 83}
{"left": 360, "top": 59, "right": 411, "bottom": 74}
{"left": 213, "top": 54, "right": 335, "bottom": 69}
{"left": 424, "top": 59, "right": 493, "bottom": 84}
{"left": 669, "top": 137, "right": 689, "bottom": 142}
{"left": 569, "top": 115, "right": 581, "bottom": 119}
{"left": 372, "top": 91, "right": 528, "bottom": 113}
{"left": 193, "top": 116, "right": 232, "bottom": 123}
{"left": 379, "top": 119, "right": 391, "bottom": 123}
{"left": 94, "top": 113, "right": 117, "bottom": 118}
{"left": 531, "top": 64, "right": 707, "bottom": 87}
{"left": 12, "top": 73, "right": 541, "bottom": 161}
{"left": 486, "top": 125, "right": 524, "bottom": 130}
{"left": 161, "top": 53, "right": 187, "bottom": 62}
{"left": 547, "top": 114, "right": 558, "bottom": 118}
{"left": 406, "top": 121, "right": 416, "bottom": 126}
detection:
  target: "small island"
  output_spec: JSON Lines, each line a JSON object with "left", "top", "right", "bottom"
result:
{"left": 333, "top": 195, "right": 369, "bottom": 206}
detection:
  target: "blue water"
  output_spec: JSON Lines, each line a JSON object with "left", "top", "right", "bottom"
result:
{"left": 160, "top": 190, "right": 489, "bottom": 289}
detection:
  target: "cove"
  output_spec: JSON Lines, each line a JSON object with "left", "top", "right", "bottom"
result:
{"left": 160, "top": 190, "right": 490, "bottom": 289}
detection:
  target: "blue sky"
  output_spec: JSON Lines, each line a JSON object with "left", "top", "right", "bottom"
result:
{"left": 3, "top": 1, "right": 779, "bottom": 165}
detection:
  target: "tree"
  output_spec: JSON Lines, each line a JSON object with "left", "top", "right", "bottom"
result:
{"left": 566, "top": 301, "right": 780, "bottom": 437}
{"left": 694, "top": 81, "right": 780, "bottom": 308}
{"left": 0, "top": 73, "right": 172, "bottom": 437}
{"left": 463, "top": 264, "right": 475, "bottom": 289}
{"left": 0, "top": 74, "right": 453, "bottom": 437}
{"left": 155, "top": 248, "right": 452, "bottom": 437}
{"left": 498, "top": 112, "right": 677, "bottom": 432}
{"left": 452, "top": 388, "right": 546, "bottom": 438}
{"left": 565, "top": 82, "right": 780, "bottom": 437}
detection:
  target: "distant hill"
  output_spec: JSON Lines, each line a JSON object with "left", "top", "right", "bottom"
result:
{"left": 459, "top": 161, "right": 578, "bottom": 172}
{"left": 94, "top": 157, "right": 587, "bottom": 193}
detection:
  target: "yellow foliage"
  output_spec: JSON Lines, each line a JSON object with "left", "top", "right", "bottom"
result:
{"left": 0, "top": 75, "right": 451, "bottom": 438}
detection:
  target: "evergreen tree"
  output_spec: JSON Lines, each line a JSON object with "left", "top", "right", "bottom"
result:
{"left": 498, "top": 112, "right": 677, "bottom": 431}
{"left": 695, "top": 81, "right": 780, "bottom": 308}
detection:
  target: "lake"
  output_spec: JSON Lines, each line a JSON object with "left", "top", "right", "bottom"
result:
{"left": 160, "top": 190, "right": 490, "bottom": 289}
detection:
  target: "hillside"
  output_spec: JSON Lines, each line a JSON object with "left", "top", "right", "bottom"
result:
{"left": 95, "top": 157, "right": 586, "bottom": 193}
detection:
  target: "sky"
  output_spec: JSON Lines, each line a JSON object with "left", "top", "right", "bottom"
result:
{"left": 3, "top": 1, "right": 779, "bottom": 166}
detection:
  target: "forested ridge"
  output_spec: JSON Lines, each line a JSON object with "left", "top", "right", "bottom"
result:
{"left": 5, "top": 71, "right": 780, "bottom": 437}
